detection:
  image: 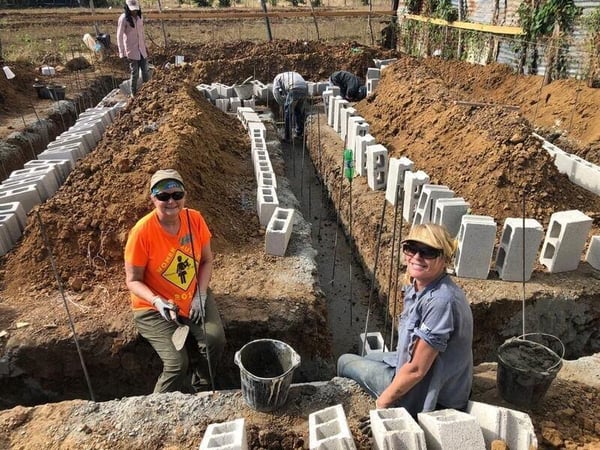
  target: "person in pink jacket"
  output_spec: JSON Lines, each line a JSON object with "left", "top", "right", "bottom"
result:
{"left": 117, "top": 0, "right": 150, "bottom": 97}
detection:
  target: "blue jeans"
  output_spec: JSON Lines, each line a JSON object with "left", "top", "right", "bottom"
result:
{"left": 129, "top": 56, "right": 150, "bottom": 95}
{"left": 337, "top": 352, "right": 396, "bottom": 398}
{"left": 283, "top": 87, "right": 308, "bottom": 140}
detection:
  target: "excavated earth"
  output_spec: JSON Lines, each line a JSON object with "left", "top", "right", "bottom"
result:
{"left": 0, "top": 40, "right": 599, "bottom": 449}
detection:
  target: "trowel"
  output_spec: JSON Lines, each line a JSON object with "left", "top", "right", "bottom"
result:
{"left": 169, "top": 309, "right": 189, "bottom": 351}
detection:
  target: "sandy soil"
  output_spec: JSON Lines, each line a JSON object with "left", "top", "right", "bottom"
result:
{"left": 0, "top": 34, "right": 599, "bottom": 449}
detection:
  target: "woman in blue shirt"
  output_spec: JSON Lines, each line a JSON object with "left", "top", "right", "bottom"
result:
{"left": 337, "top": 223, "right": 473, "bottom": 417}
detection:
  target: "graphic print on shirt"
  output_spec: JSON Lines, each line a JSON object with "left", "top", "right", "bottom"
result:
{"left": 161, "top": 249, "right": 195, "bottom": 290}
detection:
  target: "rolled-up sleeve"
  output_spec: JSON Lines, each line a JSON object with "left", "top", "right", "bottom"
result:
{"left": 414, "top": 296, "right": 454, "bottom": 353}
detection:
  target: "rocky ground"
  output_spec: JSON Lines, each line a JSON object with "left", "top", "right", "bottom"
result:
{"left": 0, "top": 36, "right": 599, "bottom": 449}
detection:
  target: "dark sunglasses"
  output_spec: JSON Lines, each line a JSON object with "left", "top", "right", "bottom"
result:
{"left": 155, "top": 191, "right": 185, "bottom": 202}
{"left": 402, "top": 241, "right": 442, "bottom": 260}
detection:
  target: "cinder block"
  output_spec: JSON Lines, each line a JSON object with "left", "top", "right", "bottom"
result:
{"left": 257, "top": 186, "right": 279, "bottom": 227}
{"left": 24, "top": 159, "right": 72, "bottom": 184}
{"left": 586, "top": 236, "right": 600, "bottom": 270}
{"left": 56, "top": 129, "right": 97, "bottom": 152}
{"left": 539, "top": 210, "right": 592, "bottom": 273}
{"left": 230, "top": 98, "right": 242, "bottom": 112}
{"left": 373, "top": 58, "right": 397, "bottom": 68}
{"left": 196, "top": 84, "right": 220, "bottom": 101}
{"left": 68, "top": 121, "right": 102, "bottom": 144}
{"left": 355, "top": 134, "right": 376, "bottom": 177}
{"left": 39, "top": 144, "right": 84, "bottom": 165}
{"left": 570, "top": 156, "right": 600, "bottom": 195}
{"left": 239, "top": 112, "right": 261, "bottom": 129}
{"left": 0, "top": 202, "right": 27, "bottom": 230}
{"left": 402, "top": 171, "right": 430, "bottom": 223}
{"left": 347, "top": 116, "right": 368, "bottom": 159}
{"left": 385, "top": 157, "right": 414, "bottom": 206}
{"left": 455, "top": 215, "right": 496, "bottom": 279}
{"left": 0, "top": 175, "right": 57, "bottom": 201}
{"left": 366, "top": 144, "right": 388, "bottom": 191}
{"left": 252, "top": 149, "right": 272, "bottom": 181}
{"left": 370, "top": 407, "right": 426, "bottom": 450}
{"left": 265, "top": 208, "right": 294, "bottom": 257}
{"left": 236, "top": 106, "right": 254, "bottom": 122}
{"left": 48, "top": 133, "right": 90, "bottom": 155}
{"left": 358, "top": 331, "right": 388, "bottom": 355}
{"left": 340, "top": 107, "right": 357, "bottom": 141}
{"left": 328, "top": 95, "right": 342, "bottom": 127}
{"left": 199, "top": 417, "right": 247, "bottom": 450}
{"left": 309, "top": 404, "right": 356, "bottom": 450}
{"left": 317, "top": 81, "right": 329, "bottom": 95}
{"left": 215, "top": 98, "right": 229, "bottom": 112}
{"left": 417, "top": 409, "right": 485, "bottom": 450}
{"left": 433, "top": 198, "right": 470, "bottom": 238}
{"left": 366, "top": 67, "right": 381, "bottom": 79}
{"left": 0, "top": 213, "right": 22, "bottom": 245}
{"left": 367, "top": 78, "right": 379, "bottom": 96}
{"left": 333, "top": 99, "right": 350, "bottom": 133}
{"left": 258, "top": 171, "right": 277, "bottom": 189}
{"left": 495, "top": 218, "right": 544, "bottom": 281}
{"left": 412, "top": 185, "right": 454, "bottom": 225}
{"left": 10, "top": 166, "right": 61, "bottom": 191}
{"left": 0, "top": 223, "right": 12, "bottom": 257}
{"left": 249, "top": 122, "right": 267, "bottom": 140}
{"left": 466, "top": 401, "right": 537, "bottom": 450}
{"left": 322, "top": 87, "right": 340, "bottom": 111}
{"left": 79, "top": 108, "right": 113, "bottom": 127}
{"left": 76, "top": 115, "right": 106, "bottom": 135}
{"left": 0, "top": 185, "right": 42, "bottom": 214}
{"left": 307, "top": 81, "right": 319, "bottom": 97}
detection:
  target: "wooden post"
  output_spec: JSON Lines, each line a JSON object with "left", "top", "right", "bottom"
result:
{"left": 156, "top": 0, "right": 169, "bottom": 48}
{"left": 260, "top": 0, "right": 273, "bottom": 42}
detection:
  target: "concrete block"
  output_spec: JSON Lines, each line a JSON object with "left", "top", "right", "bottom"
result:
{"left": 0, "top": 175, "right": 57, "bottom": 202}
{"left": 76, "top": 115, "right": 106, "bottom": 135}
{"left": 249, "top": 122, "right": 267, "bottom": 140}
{"left": 373, "top": 58, "right": 397, "bottom": 68}
{"left": 370, "top": 407, "right": 426, "bottom": 450}
{"left": 48, "top": 133, "right": 91, "bottom": 155}
{"left": 367, "top": 78, "right": 379, "bottom": 96}
{"left": 0, "top": 202, "right": 27, "bottom": 230}
{"left": 317, "top": 82, "right": 329, "bottom": 95}
{"left": 340, "top": 107, "right": 357, "bottom": 141}
{"left": 199, "top": 418, "right": 247, "bottom": 450}
{"left": 495, "top": 218, "right": 544, "bottom": 281}
{"left": 265, "top": 207, "right": 294, "bottom": 257}
{"left": 236, "top": 106, "right": 254, "bottom": 122}
{"left": 328, "top": 95, "right": 342, "bottom": 127}
{"left": 309, "top": 404, "right": 356, "bottom": 450}
{"left": 586, "top": 236, "right": 600, "bottom": 270}
{"left": 251, "top": 137, "right": 267, "bottom": 152}
{"left": 10, "top": 166, "right": 61, "bottom": 190}
{"left": 56, "top": 129, "right": 97, "bottom": 152}
{"left": 455, "top": 215, "right": 496, "bottom": 279}
{"left": 358, "top": 331, "right": 389, "bottom": 355}
{"left": 0, "top": 213, "right": 22, "bottom": 245}
{"left": 322, "top": 87, "right": 340, "bottom": 111}
{"left": 79, "top": 108, "right": 113, "bottom": 127}
{"left": 307, "top": 81, "right": 319, "bottom": 97}
{"left": 570, "top": 156, "right": 600, "bottom": 195}
{"left": 68, "top": 121, "right": 102, "bottom": 144}
{"left": 355, "top": 134, "right": 376, "bottom": 177}
{"left": 433, "top": 198, "right": 470, "bottom": 238}
{"left": 466, "top": 401, "right": 537, "bottom": 450}
{"left": 333, "top": 99, "right": 350, "bottom": 133}
{"left": 257, "top": 170, "right": 277, "bottom": 189}
{"left": 252, "top": 149, "right": 272, "bottom": 181}
{"left": 196, "top": 84, "right": 219, "bottom": 101}
{"left": 242, "top": 98, "right": 255, "bottom": 108}
{"left": 366, "top": 67, "right": 381, "bottom": 79}
{"left": 257, "top": 186, "right": 279, "bottom": 227}
{"left": 366, "top": 144, "right": 388, "bottom": 191}
{"left": 239, "top": 112, "right": 261, "bottom": 130}
{"left": 0, "top": 223, "right": 12, "bottom": 257}
{"left": 39, "top": 144, "right": 84, "bottom": 165}
{"left": 347, "top": 116, "right": 368, "bottom": 158}
{"left": 215, "top": 98, "right": 229, "bottom": 112}
{"left": 385, "top": 157, "right": 414, "bottom": 206}
{"left": 540, "top": 210, "right": 593, "bottom": 272}
{"left": 417, "top": 409, "right": 485, "bottom": 450}
{"left": 0, "top": 185, "right": 42, "bottom": 214}
{"left": 230, "top": 98, "right": 242, "bottom": 112}
{"left": 402, "top": 171, "right": 430, "bottom": 223}
{"left": 24, "top": 159, "right": 72, "bottom": 184}
{"left": 412, "top": 185, "right": 454, "bottom": 225}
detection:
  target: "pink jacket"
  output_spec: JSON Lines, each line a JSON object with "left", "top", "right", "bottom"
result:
{"left": 117, "top": 14, "right": 148, "bottom": 60}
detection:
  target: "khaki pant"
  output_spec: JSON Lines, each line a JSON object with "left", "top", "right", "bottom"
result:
{"left": 134, "top": 290, "right": 226, "bottom": 393}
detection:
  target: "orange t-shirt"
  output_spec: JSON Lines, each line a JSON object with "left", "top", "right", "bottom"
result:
{"left": 124, "top": 208, "right": 212, "bottom": 318}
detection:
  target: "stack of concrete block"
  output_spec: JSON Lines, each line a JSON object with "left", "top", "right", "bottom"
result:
{"left": 257, "top": 186, "right": 279, "bottom": 227}
{"left": 359, "top": 331, "right": 388, "bottom": 355}
{"left": 417, "top": 409, "right": 485, "bottom": 450}
{"left": 495, "top": 218, "right": 544, "bottom": 281}
{"left": 265, "top": 207, "right": 294, "bottom": 257}
{"left": 322, "top": 86, "right": 340, "bottom": 110}
{"left": 199, "top": 418, "right": 247, "bottom": 450}
{"left": 370, "top": 407, "right": 426, "bottom": 450}
{"left": 2, "top": 165, "right": 62, "bottom": 202}
{"left": 366, "top": 144, "right": 389, "bottom": 191}
{"left": 355, "top": 134, "right": 376, "bottom": 177}
{"left": 308, "top": 81, "right": 329, "bottom": 97}
{"left": 466, "top": 401, "right": 537, "bottom": 450}
{"left": 433, "top": 198, "right": 470, "bottom": 238}
{"left": 385, "top": 157, "right": 414, "bottom": 206}
{"left": 339, "top": 107, "right": 357, "bottom": 142}
{"left": 455, "top": 215, "right": 496, "bottom": 279}
{"left": 196, "top": 83, "right": 220, "bottom": 102}
{"left": 230, "top": 98, "right": 242, "bottom": 112}
{"left": 539, "top": 209, "right": 592, "bottom": 272}
{"left": 586, "top": 236, "right": 600, "bottom": 270}
{"left": 309, "top": 404, "right": 356, "bottom": 450}
{"left": 402, "top": 170, "right": 430, "bottom": 223}
{"left": 412, "top": 185, "right": 454, "bottom": 225}
{"left": 24, "top": 159, "right": 72, "bottom": 185}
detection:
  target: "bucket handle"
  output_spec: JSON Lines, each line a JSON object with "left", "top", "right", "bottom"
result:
{"left": 517, "top": 333, "right": 565, "bottom": 372}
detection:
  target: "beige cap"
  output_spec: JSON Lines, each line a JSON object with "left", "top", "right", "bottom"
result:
{"left": 126, "top": 0, "right": 140, "bottom": 10}
{"left": 150, "top": 169, "right": 184, "bottom": 191}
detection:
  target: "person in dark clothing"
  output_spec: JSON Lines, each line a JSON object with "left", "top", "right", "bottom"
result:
{"left": 329, "top": 70, "right": 367, "bottom": 101}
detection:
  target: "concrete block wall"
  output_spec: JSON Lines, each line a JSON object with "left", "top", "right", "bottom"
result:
{"left": 412, "top": 185, "right": 454, "bottom": 225}
{"left": 366, "top": 144, "right": 388, "bottom": 191}
{"left": 355, "top": 134, "right": 376, "bottom": 177}
{"left": 256, "top": 186, "right": 279, "bottom": 227}
{"left": 309, "top": 404, "right": 356, "bottom": 450}
{"left": 370, "top": 407, "right": 426, "bottom": 450}
{"left": 402, "top": 170, "right": 430, "bottom": 223}
{"left": 417, "top": 409, "right": 485, "bottom": 450}
{"left": 252, "top": 149, "right": 273, "bottom": 181}
{"left": 0, "top": 203, "right": 26, "bottom": 230}
{"left": 495, "top": 218, "right": 544, "bottom": 281}
{"left": 454, "top": 215, "right": 496, "bottom": 279}
{"left": 466, "top": 401, "right": 537, "bottom": 450}
{"left": 359, "top": 331, "right": 389, "bottom": 355}
{"left": 199, "top": 418, "right": 247, "bottom": 450}
{"left": 51, "top": 129, "right": 95, "bottom": 152}
{"left": 586, "top": 236, "right": 600, "bottom": 270}
{"left": 265, "top": 208, "right": 295, "bottom": 257}
{"left": 0, "top": 174, "right": 56, "bottom": 202}
{"left": 385, "top": 157, "right": 414, "bottom": 206}
{"left": 24, "top": 160, "right": 72, "bottom": 184}
{"left": 540, "top": 209, "right": 592, "bottom": 273}
{"left": 0, "top": 185, "right": 42, "bottom": 214}
{"left": 433, "top": 198, "right": 469, "bottom": 238}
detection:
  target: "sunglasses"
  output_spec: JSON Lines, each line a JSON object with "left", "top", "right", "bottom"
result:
{"left": 155, "top": 191, "right": 185, "bottom": 202}
{"left": 402, "top": 241, "right": 442, "bottom": 260}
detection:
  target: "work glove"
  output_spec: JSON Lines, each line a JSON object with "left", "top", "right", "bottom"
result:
{"left": 152, "top": 296, "right": 176, "bottom": 321}
{"left": 358, "top": 415, "right": 372, "bottom": 437}
{"left": 189, "top": 291, "right": 207, "bottom": 324}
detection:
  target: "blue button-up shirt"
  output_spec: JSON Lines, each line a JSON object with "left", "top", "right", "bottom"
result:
{"left": 383, "top": 274, "right": 473, "bottom": 416}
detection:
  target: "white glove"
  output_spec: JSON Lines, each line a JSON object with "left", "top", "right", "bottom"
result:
{"left": 189, "top": 291, "right": 207, "bottom": 323}
{"left": 152, "top": 296, "right": 176, "bottom": 321}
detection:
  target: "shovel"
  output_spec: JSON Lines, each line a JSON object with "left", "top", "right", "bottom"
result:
{"left": 169, "top": 309, "right": 189, "bottom": 351}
